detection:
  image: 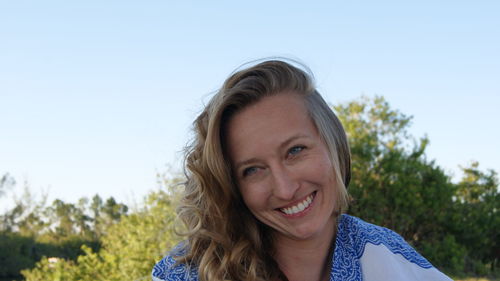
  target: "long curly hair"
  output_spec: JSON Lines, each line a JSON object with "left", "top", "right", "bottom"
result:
{"left": 175, "top": 59, "right": 351, "bottom": 281}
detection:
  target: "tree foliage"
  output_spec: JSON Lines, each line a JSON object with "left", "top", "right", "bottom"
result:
{"left": 0, "top": 183, "right": 127, "bottom": 280}
{"left": 0, "top": 173, "right": 15, "bottom": 198}
{"left": 21, "top": 179, "right": 181, "bottom": 281}
{"left": 334, "top": 96, "right": 498, "bottom": 275}
{"left": 453, "top": 164, "right": 499, "bottom": 274}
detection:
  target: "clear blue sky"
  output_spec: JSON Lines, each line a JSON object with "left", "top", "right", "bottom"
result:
{"left": 1, "top": 1, "right": 499, "bottom": 208}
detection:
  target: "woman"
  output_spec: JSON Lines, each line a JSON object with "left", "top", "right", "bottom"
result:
{"left": 152, "top": 60, "right": 451, "bottom": 281}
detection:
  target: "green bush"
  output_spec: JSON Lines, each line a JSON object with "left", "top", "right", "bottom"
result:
{"left": 22, "top": 188, "right": 181, "bottom": 281}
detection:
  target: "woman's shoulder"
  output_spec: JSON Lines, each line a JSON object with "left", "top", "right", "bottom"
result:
{"left": 337, "top": 214, "right": 433, "bottom": 267}
{"left": 152, "top": 244, "right": 199, "bottom": 281}
{"left": 334, "top": 214, "right": 452, "bottom": 281}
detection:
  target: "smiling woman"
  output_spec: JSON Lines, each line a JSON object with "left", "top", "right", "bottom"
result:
{"left": 151, "top": 60, "right": 452, "bottom": 281}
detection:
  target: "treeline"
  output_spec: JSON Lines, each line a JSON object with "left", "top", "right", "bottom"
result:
{"left": 336, "top": 97, "right": 499, "bottom": 277}
{"left": 0, "top": 179, "right": 128, "bottom": 280}
{"left": 0, "top": 96, "right": 498, "bottom": 280}
{"left": 1, "top": 182, "right": 180, "bottom": 281}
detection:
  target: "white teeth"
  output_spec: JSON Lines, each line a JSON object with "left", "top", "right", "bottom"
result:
{"left": 280, "top": 194, "right": 314, "bottom": 215}
{"left": 298, "top": 202, "right": 305, "bottom": 211}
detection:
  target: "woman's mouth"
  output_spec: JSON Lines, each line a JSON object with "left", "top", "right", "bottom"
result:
{"left": 278, "top": 191, "right": 316, "bottom": 216}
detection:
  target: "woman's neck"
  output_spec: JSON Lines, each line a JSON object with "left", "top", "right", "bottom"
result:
{"left": 273, "top": 216, "right": 337, "bottom": 281}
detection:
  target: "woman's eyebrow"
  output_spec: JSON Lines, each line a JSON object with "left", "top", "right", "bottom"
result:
{"left": 234, "top": 158, "right": 259, "bottom": 171}
{"left": 279, "top": 134, "right": 309, "bottom": 151}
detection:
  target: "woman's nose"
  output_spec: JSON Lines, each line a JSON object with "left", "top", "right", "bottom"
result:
{"left": 271, "top": 165, "right": 299, "bottom": 200}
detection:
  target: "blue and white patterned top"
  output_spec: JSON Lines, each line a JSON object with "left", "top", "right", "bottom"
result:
{"left": 152, "top": 215, "right": 451, "bottom": 281}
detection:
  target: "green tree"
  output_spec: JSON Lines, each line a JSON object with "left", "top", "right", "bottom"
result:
{"left": 0, "top": 181, "right": 48, "bottom": 235}
{"left": 0, "top": 173, "right": 15, "bottom": 198}
{"left": 22, "top": 177, "right": 181, "bottom": 281}
{"left": 0, "top": 177, "right": 128, "bottom": 279}
{"left": 0, "top": 232, "right": 37, "bottom": 277}
{"left": 86, "top": 194, "right": 129, "bottom": 239}
{"left": 334, "top": 96, "right": 465, "bottom": 272}
{"left": 453, "top": 162, "right": 499, "bottom": 274}
{"left": 90, "top": 194, "right": 104, "bottom": 237}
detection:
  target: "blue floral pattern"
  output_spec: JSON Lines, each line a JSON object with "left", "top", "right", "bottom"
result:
{"left": 152, "top": 244, "right": 199, "bottom": 281}
{"left": 331, "top": 215, "right": 433, "bottom": 281}
{"left": 152, "top": 215, "right": 434, "bottom": 281}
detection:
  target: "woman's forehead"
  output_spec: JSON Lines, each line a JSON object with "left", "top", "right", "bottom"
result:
{"left": 224, "top": 93, "right": 317, "bottom": 161}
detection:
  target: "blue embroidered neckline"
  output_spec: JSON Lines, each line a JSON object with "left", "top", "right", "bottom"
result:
{"left": 331, "top": 214, "right": 433, "bottom": 281}
{"left": 152, "top": 214, "right": 433, "bottom": 281}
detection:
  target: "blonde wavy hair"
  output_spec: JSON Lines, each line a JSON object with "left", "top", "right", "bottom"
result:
{"left": 176, "top": 59, "right": 351, "bottom": 281}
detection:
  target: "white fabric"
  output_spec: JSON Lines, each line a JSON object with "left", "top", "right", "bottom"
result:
{"left": 360, "top": 243, "right": 453, "bottom": 281}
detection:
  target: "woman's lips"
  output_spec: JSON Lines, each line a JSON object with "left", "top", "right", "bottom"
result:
{"left": 278, "top": 191, "right": 316, "bottom": 216}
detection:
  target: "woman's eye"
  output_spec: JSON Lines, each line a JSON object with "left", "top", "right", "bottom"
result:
{"left": 288, "top": 145, "right": 305, "bottom": 156}
{"left": 242, "top": 166, "right": 259, "bottom": 177}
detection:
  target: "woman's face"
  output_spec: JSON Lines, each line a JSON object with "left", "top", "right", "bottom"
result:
{"left": 226, "top": 92, "right": 338, "bottom": 241}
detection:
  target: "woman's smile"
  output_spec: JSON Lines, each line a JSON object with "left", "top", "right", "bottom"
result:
{"left": 277, "top": 191, "right": 316, "bottom": 217}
